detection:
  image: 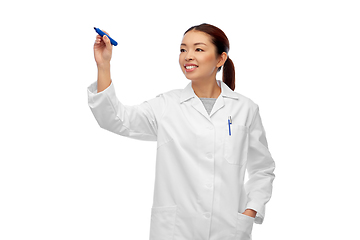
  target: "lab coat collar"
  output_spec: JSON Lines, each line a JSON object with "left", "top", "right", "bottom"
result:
{"left": 180, "top": 80, "right": 239, "bottom": 120}
{"left": 180, "top": 80, "right": 239, "bottom": 104}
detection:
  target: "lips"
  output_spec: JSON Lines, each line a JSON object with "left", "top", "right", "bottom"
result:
{"left": 184, "top": 64, "right": 198, "bottom": 72}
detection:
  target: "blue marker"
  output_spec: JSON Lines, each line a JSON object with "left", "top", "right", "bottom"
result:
{"left": 94, "top": 27, "right": 118, "bottom": 46}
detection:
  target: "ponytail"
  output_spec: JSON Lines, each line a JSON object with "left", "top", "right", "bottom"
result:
{"left": 222, "top": 57, "right": 235, "bottom": 91}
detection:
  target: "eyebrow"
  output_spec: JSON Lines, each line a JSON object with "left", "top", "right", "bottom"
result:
{"left": 181, "top": 42, "right": 207, "bottom": 46}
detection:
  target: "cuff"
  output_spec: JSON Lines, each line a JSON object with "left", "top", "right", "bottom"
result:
{"left": 246, "top": 202, "right": 265, "bottom": 224}
{"left": 87, "top": 80, "right": 113, "bottom": 95}
{"left": 87, "top": 80, "right": 116, "bottom": 108}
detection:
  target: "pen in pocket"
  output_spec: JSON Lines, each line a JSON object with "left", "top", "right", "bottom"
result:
{"left": 228, "top": 116, "right": 232, "bottom": 136}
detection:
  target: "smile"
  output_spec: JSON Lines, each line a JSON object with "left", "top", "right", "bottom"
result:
{"left": 184, "top": 65, "right": 198, "bottom": 72}
{"left": 185, "top": 65, "right": 197, "bottom": 69}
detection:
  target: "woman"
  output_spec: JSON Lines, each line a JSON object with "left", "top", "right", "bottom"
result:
{"left": 88, "top": 23, "right": 275, "bottom": 240}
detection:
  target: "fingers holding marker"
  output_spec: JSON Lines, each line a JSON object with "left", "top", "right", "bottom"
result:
{"left": 94, "top": 27, "right": 118, "bottom": 46}
{"left": 103, "top": 35, "right": 111, "bottom": 47}
{"left": 94, "top": 34, "right": 110, "bottom": 47}
{"left": 99, "top": 30, "right": 109, "bottom": 41}
{"left": 93, "top": 28, "right": 113, "bottom": 65}
{"left": 94, "top": 33, "right": 105, "bottom": 45}
{"left": 95, "top": 35, "right": 102, "bottom": 44}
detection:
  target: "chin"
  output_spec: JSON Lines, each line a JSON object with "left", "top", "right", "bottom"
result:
{"left": 184, "top": 73, "right": 199, "bottom": 82}
{"left": 185, "top": 76, "right": 197, "bottom": 82}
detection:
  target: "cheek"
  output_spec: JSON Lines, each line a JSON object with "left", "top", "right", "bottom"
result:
{"left": 200, "top": 54, "right": 218, "bottom": 69}
{"left": 179, "top": 54, "right": 184, "bottom": 65}
{"left": 179, "top": 55, "right": 185, "bottom": 72}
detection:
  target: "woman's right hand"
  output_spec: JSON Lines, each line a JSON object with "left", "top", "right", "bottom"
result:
{"left": 94, "top": 30, "right": 113, "bottom": 67}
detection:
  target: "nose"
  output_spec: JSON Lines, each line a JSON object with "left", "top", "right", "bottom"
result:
{"left": 185, "top": 52, "right": 194, "bottom": 61}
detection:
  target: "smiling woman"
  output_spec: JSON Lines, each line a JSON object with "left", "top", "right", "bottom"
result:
{"left": 180, "top": 24, "right": 236, "bottom": 93}
{"left": 88, "top": 23, "right": 275, "bottom": 240}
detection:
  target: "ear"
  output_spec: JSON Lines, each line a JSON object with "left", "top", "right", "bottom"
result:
{"left": 216, "top": 52, "right": 228, "bottom": 68}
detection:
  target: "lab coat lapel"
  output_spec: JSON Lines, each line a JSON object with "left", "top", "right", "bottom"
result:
{"left": 211, "top": 80, "right": 239, "bottom": 117}
{"left": 209, "top": 80, "right": 232, "bottom": 117}
{"left": 180, "top": 81, "right": 211, "bottom": 122}
{"left": 191, "top": 97, "right": 212, "bottom": 122}
{"left": 209, "top": 96, "right": 224, "bottom": 117}
{"left": 180, "top": 80, "right": 238, "bottom": 121}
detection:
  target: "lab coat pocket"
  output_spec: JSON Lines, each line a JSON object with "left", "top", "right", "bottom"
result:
{"left": 150, "top": 205, "right": 177, "bottom": 240}
{"left": 235, "top": 213, "right": 254, "bottom": 240}
{"left": 224, "top": 124, "right": 249, "bottom": 166}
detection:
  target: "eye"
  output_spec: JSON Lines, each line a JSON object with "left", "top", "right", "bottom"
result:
{"left": 180, "top": 49, "right": 186, "bottom": 53}
{"left": 196, "top": 48, "right": 204, "bottom": 52}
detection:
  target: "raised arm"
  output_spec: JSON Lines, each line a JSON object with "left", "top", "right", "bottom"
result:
{"left": 88, "top": 30, "right": 167, "bottom": 141}
{"left": 94, "top": 31, "right": 112, "bottom": 93}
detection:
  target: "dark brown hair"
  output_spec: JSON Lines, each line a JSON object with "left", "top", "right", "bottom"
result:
{"left": 184, "top": 23, "right": 236, "bottom": 91}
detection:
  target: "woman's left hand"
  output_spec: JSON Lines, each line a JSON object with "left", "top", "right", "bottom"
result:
{"left": 242, "top": 209, "right": 257, "bottom": 218}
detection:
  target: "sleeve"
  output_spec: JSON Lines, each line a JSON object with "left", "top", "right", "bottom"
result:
{"left": 244, "top": 104, "right": 276, "bottom": 224}
{"left": 87, "top": 81, "right": 167, "bottom": 141}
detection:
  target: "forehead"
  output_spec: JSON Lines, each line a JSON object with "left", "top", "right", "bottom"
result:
{"left": 181, "top": 30, "right": 213, "bottom": 45}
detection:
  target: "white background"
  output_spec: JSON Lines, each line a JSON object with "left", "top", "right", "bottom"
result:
{"left": 1, "top": 0, "right": 359, "bottom": 239}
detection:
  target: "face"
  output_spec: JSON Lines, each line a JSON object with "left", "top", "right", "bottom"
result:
{"left": 179, "top": 30, "right": 226, "bottom": 83}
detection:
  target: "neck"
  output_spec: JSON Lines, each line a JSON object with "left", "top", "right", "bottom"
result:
{"left": 191, "top": 79, "right": 221, "bottom": 98}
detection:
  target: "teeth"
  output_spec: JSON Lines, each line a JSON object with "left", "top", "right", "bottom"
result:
{"left": 186, "top": 66, "right": 197, "bottom": 69}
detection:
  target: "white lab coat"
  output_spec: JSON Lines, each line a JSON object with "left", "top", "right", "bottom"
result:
{"left": 87, "top": 79, "right": 275, "bottom": 240}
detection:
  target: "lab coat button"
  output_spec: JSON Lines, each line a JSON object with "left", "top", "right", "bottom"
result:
{"left": 205, "top": 183, "right": 213, "bottom": 189}
{"left": 204, "top": 212, "right": 211, "bottom": 219}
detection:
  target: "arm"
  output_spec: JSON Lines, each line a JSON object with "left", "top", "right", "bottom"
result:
{"left": 88, "top": 31, "right": 166, "bottom": 140}
{"left": 87, "top": 81, "right": 166, "bottom": 141}
{"left": 97, "top": 63, "right": 111, "bottom": 93}
{"left": 94, "top": 32, "right": 112, "bottom": 93}
{"left": 244, "top": 105, "right": 276, "bottom": 224}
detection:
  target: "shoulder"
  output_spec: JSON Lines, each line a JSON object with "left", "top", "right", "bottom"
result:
{"left": 155, "top": 88, "right": 182, "bottom": 99}
{"left": 232, "top": 90, "right": 259, "bottom": 111}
